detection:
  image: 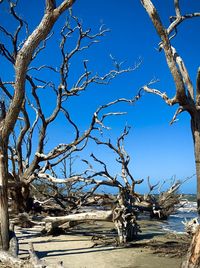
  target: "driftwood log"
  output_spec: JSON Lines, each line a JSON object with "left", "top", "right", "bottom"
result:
{"left": 43, "top": 210, "right": 113, "bottom": 234}
{"left": 45, "top": 210, "right": 113, "bottom": 223}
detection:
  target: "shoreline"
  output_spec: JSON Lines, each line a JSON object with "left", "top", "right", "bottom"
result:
{"left": 12, "top": 219, "right": 190, "bottom": 268}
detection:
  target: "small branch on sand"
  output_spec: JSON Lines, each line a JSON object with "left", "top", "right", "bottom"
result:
{"left": 0, "top": 242, "right": 64, "bottom": 267}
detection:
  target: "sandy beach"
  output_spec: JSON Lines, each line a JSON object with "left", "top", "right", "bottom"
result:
{"left": 10, "top": 219, "right": 190, "bottom": 268}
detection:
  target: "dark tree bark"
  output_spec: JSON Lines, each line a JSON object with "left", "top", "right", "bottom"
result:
{"left": 0, "top": 140, "right": 9, "bottom": 250}
{"left": 191, "top": 112, "right": 200, "bottom": 210}
{"left": 0, "top": 101, "right": 9, "bottom": 250}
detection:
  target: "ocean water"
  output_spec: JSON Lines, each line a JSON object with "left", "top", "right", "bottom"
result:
{"left": 162, "top": 199, "right": 198, "bottom": 233}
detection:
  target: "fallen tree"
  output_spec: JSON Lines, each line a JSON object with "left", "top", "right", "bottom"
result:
{"left": 36, "top": 127, "right": 184, "bottom": 243}
{"left": 43, "top": 210, "right": 113, "bottom": 234}
{"left": 140, "top": 178, "right": 183, "bottom": 220}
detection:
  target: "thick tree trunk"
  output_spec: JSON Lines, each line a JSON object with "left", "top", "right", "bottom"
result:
{"left": 45, "top": 210, "right": 113, "bottom": 224}
{"left": 113, "top": 189, "right": 140, "bottom": 244}
{"left": 44, "top": 210, "right": 113, "bottom": 234}
{"left": 0, "top": 143, "right": 9, "bottom": 250}
{"left": 191, "top": 113, "right": 200, "bottom": 213}
{"left": 10, "top": 184, "right": 32, "bottom": 213}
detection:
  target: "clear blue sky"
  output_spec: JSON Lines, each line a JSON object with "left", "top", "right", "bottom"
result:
{"left": 1, "top": 1, "right": 200, "bottom": 193}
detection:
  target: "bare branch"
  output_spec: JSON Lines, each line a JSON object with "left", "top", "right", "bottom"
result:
{"left": 45, "top": 0, "right": 56, "bottom": 12}
{"left": 147, "top": 176, "right": 159, "bottom": 195}
{"left": 10, "top": 2, "right": 27, "bottom": 59}
{"left": 196, "top": 68, "right": 200, "bottom": 107}
{"left": 174, "top": 0, "right": 181, "bottom": 17}
{"left": 168, "top": 12, "right": 200, "bottom": 37}
{"left": 142, "top": 85, "right": 174, "bottom": 105}
{"left": 1, "top": 0, "right": 75, "bottom": 140}
{"left": 141, "top": 0, "right": 187, "bottom": 105}
{"left": 54, "top": 1, "right": 76, "bottom": 16}
{"left": 171, "top": 46, "right": 194, "bottom": 101}
{"left": 170, "top": 106, "right": 184, "bottom": 125}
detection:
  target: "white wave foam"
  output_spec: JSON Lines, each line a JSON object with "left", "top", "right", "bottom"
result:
{"left": 162, "top": 227, "right": 185, "bottom": 234}
{"left": 170, "top": 214, "right": 183, "bottom": 218}
{"left": 176, "top": 201, "right": 197, "bottom": 212}
{"left": 161, "top": 200, "right": 198, "bottom": 234}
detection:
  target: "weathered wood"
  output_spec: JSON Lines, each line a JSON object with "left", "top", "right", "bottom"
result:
{"left": 0, "top": 242, "right": 64, "bottom": 268}
{"left": 8, "top": 223, "right": 18, "bottom": 257}
{"left": 113, "top": 190, "right": 140, "bottom": 243}
{"left": 0, "top": 250, "right": 23, "bottom": 267}
{"left": 43, "top": 210, "right": 113, "bottom": 235}
{"left": 142, "top": 182, "right": 182, "bottom": 220}
{"left": 43, "top": 220, "right": 79, "bottom": 235}
{"left": 182, "top": 226, "right": 200, "bottom": 268}
{"left": 182, "top": 218, "right": 199, "bottom": 236}
{"left": 0, "top": 101, "right": 9, "bottom": 249}
{"left": 0, "top": 150, "right": 9, "bottom": 250}
{"left": 191, "top": 114, "right": 200, "bottom": 213}
{"left": 45, "top": 210, "right": 113, "bottom": 224}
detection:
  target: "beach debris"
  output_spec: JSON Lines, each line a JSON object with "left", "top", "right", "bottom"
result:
{"left": 182, "top": 218, "right": 199, "bottom": 235}
{"left": 133, "top": 179, "right": 183, "bottom": 220}
{"left": 8, "top": 223, "right": 18, "bottom": 258}
{"left": 28, "top": 242, "right": 46, "bottom": 267}
{"left": 181, "top": 225, "right": 200, "bottom": 268}
{"left": 0, "top": 242, "right": 65, "bottom": 267}
{"left": 43, "top": 210, "right": 113, "bottom": 235}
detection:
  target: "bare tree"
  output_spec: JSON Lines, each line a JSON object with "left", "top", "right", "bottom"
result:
{"left": 7, "top": 10, "right": 141, "bottom": 209}
{"left": 41, "top": 126, "right": 142, "bottom": 243}
{"left": 0, "top": 1, "right": 142, "bottom": 251}
{"left": 0, "top": 0, "right": 77, "bottom": 251}
{"left": 140, "top": 0, "right": 200, "bottom": 210}
{"left": 88, "top": 127, "right": 143, "bottom": 243}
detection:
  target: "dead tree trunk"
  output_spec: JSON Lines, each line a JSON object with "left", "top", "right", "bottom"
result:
{"left": 9, "top": 184, "right": 32, "bottom": 213}
{"left": 0, "top": 144, "right": 9, "bottom": 251}
{"left": 43, "top": 210, "right": 113, "bottom": 234}
{"left": 191, "top": 113, "right": 200, "bottom": 213}
{"left": 182, "top": 226, "right": 200, "bottom": 268}
{"left": 0, "top": 101, "right": 9, "bottom": 250}
{"left": 113, "top": 189, "right": 140, "bottom": 244}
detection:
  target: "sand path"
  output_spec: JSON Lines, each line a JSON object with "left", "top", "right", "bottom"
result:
{"left": 16, "top": 221, "right": 185, "bottom": 268}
